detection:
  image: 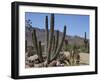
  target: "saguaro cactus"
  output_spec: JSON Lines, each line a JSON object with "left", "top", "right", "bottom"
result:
{"left": 84, "top": 32, "right": 89, "bottom": 53}
{"left": 84, "top": 32, "right": 88, "bottom": 48}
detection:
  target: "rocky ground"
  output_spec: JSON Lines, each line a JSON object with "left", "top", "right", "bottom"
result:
{"left": 25, "top": 51, "right": 89, "bottom": 68}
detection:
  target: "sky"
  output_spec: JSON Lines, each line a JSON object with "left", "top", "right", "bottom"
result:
{"left": 25, "top": 12, "right": 89, "bottom": 38}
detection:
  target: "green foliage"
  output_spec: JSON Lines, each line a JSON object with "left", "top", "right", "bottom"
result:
{"left": 79, "top": 46, "right": 89, "bottom": 53}
{"left": 64, "top": 44, "right": 89, "bottom": 53}
{"left": 64, "top": 44, "right": 74, "bottom": 51}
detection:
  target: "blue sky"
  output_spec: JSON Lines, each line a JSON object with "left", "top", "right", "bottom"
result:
{"left": 25, "top": 12, "right": 89, "bottom": 38}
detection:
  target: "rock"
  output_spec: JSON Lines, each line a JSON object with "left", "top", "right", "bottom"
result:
{"left": 48, "top": 60, "right": 57, "bottom": 67}
{"left": 25, "top": 60, "right": 29, "bottom": 65}
{"left": 56, "top": 61, "right": 61, "bottom": 66}
{"left": 42, "top": 54, "right": 47, "bottom": 61}
{"left": 25, "top": 65, "right": 30, "bottom": 68}
{"left": 34, "top": 59, "right": 39, "bottom": 64}
{"left": 43, "top": 60, "right": 47, "bottom": 67}
{"left": 25, "top": 52, "right": 28, "bottom": 56}
{"left": 27, "top": 50, "right": 36, "bottom": 57}
{"left": 27, "top": 55, "right": 40, "bottom": 65}
{"left": 60, "top": 63, "right": 65, "bottom": 66}
{"left": 28, "top": 62, "right": 34, "bottom": 67}
{"left": 34, "top": 63, "right": 44, "bottom": 67}
{"left": 27, "top": 55, "right": 38, "bottom": 61}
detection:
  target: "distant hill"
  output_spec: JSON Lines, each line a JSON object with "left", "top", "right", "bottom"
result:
{"left": 25, "top": 26, "right": 89, "bottom": 47}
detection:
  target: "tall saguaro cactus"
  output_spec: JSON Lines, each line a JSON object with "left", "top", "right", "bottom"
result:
{"left": 84, "top": 32, "right": 88, "bottom": 48}
{"left": 32, "top": 14, "right": 66, "bottom": 66}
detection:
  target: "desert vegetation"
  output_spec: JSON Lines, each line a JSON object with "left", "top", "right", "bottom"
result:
{"left": 25, "top": 14, "right": 89, "bottom": 68}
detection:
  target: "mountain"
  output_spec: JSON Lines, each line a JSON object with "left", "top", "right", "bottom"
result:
{"left": 25, "top": 26, "right": 88, "bottom": 47}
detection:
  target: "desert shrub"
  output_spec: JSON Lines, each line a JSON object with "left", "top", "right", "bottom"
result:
{"left": 64, "top": 44, "right": 89, "bottom": 53}
{"left": 64, "top": 44, "right": 74, "bottom": 51}
{"left": 80, "top": 47, "right": 89, "bottom": 53}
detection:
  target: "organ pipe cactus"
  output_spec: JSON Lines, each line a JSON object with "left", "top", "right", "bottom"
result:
{"left": 50, "top": 26, "right": 66, "bottom": 61}
{"left": 32, "top": 14, "right": 66, "bottom": 66}
{"left": 47, "top": 14, "right": 54, "bottom": 64}
{"left": 38, "top": 41, "right": 43, "bottom": 62}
